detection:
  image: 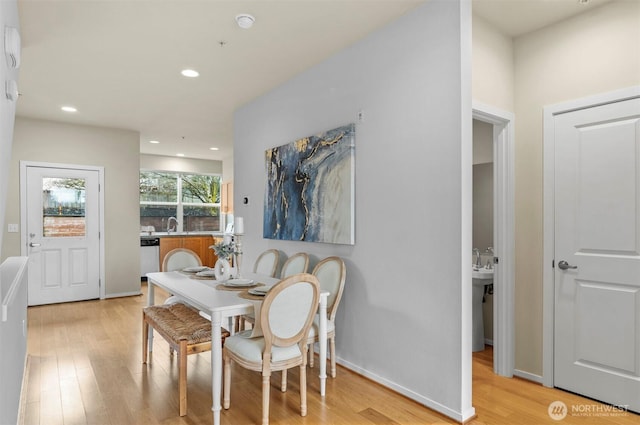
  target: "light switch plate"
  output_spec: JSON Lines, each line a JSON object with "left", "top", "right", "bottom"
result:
{"left": 7, "top": 223, "right": 18, "bottom": 232}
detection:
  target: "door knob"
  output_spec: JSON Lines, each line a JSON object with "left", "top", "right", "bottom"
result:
{"left": 29, "top": 242, "right": 41, "bottom": 247}
{"left": 558, "top": 260, "right": 577, "bottom": 270}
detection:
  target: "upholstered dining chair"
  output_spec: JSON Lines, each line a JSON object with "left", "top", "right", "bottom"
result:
{"left": 161, "top": 248, "right": 203, "bottom": 309}
{"left": 280, "top": 252, "right": 309, "bottom": 278}
{"left": 253, "top": 249, "right": 280, "bottom": 277}
{"left": 239, "top": 251, "right": 308, "bottom": 331}
{"left": 161, "top": 248, "right": 202, "bottom": 272}
{"left": 305, "top": 256, "right": 346, "bottom": 378}
{"left": 223, "top": 273, "right": 320, "bottom": 425}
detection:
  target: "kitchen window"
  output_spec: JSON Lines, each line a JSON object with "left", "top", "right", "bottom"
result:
{"left": 140, "top": 171, "right": 221, "bottom": 232}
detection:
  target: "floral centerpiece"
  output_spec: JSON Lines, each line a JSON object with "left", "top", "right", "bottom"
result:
{"left": 210, "top": 241, "right": 236, "bottom": 282}
{"left": 210, "top": 241, "right": 236, "bottom": 260}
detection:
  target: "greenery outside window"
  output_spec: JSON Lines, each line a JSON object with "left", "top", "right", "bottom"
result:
{"left": 140, "top": 171, "right": 221, "bottom": 232}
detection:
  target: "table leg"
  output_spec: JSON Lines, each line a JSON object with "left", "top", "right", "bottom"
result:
{"left": 147, "top": 281, "right": 155, "bottom": 352}
{"left": 211, "top": 311, "right": 223, "bottom": 425}
{"left": 318, "top": 293, "right": 328, "bottom": 397}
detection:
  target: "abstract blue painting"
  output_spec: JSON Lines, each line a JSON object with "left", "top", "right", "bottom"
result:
{"left": 264, "top": 124, "right": 355, "bottom": 245}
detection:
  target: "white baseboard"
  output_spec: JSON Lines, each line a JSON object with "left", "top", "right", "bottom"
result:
{"left": 514, "top": 368, "right": 543, "bottom": 384}
{"left": 336, "top": 357, "right": 475, "bottom": 422}
{"left": 484, "top": 338, "right": 494, "bottom": 346}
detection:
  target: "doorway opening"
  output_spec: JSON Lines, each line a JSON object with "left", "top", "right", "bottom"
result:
{"left": 472, "top": 103, "right": 515, "bottom": 377}
{"left": 472, "top": 118, "right": 495, "bottom": 354}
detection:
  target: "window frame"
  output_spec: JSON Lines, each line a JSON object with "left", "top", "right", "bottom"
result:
{"left": 140, "top": 170, "right": 222, "bottom": 233}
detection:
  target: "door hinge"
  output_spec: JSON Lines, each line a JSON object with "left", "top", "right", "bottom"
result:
{"left": 552, "top": 259, "right": 555, "bottom": 268}
{"left": 99, "top": 278, "right": 101, "bottom": 288}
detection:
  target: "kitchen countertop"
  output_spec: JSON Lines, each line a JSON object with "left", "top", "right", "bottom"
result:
{"left": 140, "top": 232, "right": 225, "bottom": 239}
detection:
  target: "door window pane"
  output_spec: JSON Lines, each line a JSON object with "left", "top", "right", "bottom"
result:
{"left": 42, "top": 177, "right": 86, "bottom": 237}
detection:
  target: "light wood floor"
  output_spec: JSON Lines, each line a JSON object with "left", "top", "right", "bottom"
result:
{"left": 21, "top": 284, "right": 639, "bottom": 425}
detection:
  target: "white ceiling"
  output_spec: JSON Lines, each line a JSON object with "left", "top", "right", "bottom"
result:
{"left": 15, "top": 0, "right": 613, "bottom": 161}
{"left": 473, "top": 0, "right": 613, "bottom": 37}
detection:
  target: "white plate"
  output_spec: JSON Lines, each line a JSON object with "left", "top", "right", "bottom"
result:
{"left": 226, "top": 278, "right": 255, "bottom": 287}
{"left": 196, "top": 270, "right": 217, "bottom": 277}
{"left": 248, "top": 286, "right": 271, "bottom": 296}
{"left": 183, "top": 266, "right": 209, "bottom": 273}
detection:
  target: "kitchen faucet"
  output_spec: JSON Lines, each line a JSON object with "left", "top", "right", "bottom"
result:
{"left": 167, "top": 216, "right": 178, "bottom": 233}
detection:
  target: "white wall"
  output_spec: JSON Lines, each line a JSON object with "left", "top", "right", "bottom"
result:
{"left": 140, "top": 153, "right": 222, "bottom": 174}
{"left": 0, "top": 4, "right": 25, "bottom": 422}
{"left": 472, "top": 13, "right": 514, "bottom": 113}
{"left": 472, "top": 119, "right": 492, "bottom": 165}
{"left": 0, "top": 0, "right": 20, "bottom": 259}
{"left": 513, "top": 0, "right": 640, "bottom": 376}
{"left": 472, "top": 163, "right": 493, "bottom": 256}
{"left": 234, "top": 1, "right": 473, "bottom": 421}
{"left": 0, "top": 257, "right": 28, "bottom": 425}
{"left": 3, "top": 117, "right": 141, "bottom": 297}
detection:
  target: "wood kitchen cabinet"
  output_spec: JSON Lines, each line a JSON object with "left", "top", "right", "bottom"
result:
{"left": 159, "top": 235, "right": 220, "bottom": 268}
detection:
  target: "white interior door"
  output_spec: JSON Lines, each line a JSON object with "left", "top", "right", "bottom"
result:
{"left": 554, "top": 97, "right": 640, "bottom": 411}
{"left": 26, "top": 166, "right": 100, "bottom": 306}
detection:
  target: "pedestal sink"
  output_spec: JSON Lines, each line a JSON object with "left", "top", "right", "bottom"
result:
{"left": 472, "top": 267, "right": 493, "bottom": 352}
{"left": 472, "top": 268, "right": 494, "bottom": 282}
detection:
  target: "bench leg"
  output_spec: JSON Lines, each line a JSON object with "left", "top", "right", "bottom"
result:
{"left": 179, "top": 339, "right": 187, "bottom": 416}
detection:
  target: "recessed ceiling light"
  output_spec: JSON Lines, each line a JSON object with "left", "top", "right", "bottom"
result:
{"left": 235, "top": 14, "right": 255, "bottom": 29}
{"left": 181, "top": 69, "right": 199, "bottom": 78}
{"left": 577, "top": 0, "right": 590, "bottom": 4}
{"left": 61, "top": 106, "right": 77, "bottom": 112}
{"left": 176, "top": 153, "right": 185, "bottom": 157}
{"left": 209, "top": 147, "right": 219, "bottom": 151}
{"left": 149, "top": 140, "right": 160, "bottom": 144}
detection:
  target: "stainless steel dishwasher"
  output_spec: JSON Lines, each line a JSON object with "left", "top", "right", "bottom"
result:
{"left": 140, "top": 237, "right": 160, "bottom": 278}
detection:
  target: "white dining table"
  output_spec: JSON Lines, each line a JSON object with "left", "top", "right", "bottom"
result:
{"left": 145, "top": 271, "right": 329, "bottom": 425}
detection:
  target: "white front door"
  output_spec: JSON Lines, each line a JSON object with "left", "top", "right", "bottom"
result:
{"left": 25, "top": 165, "right": 100, "bottom": 306}
{"left": 553, "top": 96, "right": 640, "bottom": 411}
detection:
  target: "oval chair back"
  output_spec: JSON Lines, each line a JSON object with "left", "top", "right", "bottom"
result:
{"left": 261, "top": 274, "right": 320, "bottom": 351}
{"left": 253, "top": 249, "right": 280, "bottom": 277}
{"left": 312, "top": 256, "right": 346, "bottom": 322}
{"left": 280, "top": 252, "right": 309, "bottom": 278}
{"left": 162, "top": 248, "right": 202, "bottom": 272}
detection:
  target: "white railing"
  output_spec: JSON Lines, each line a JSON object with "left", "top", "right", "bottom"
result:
{"left": 1, "top": 256, "right": 29, "bottom": 425}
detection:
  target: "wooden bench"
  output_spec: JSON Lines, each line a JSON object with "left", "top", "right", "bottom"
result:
{"left": 142, "top": 302, "right": 230, "bottom": 416}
